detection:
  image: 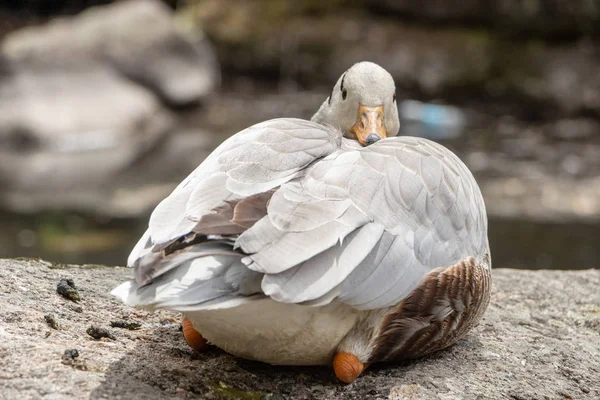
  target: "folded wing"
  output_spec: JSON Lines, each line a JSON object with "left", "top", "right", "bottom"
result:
{"left": 120, "top": 126, "right": 488, "bottom": 312}
{"left": 236, "top": 137, "right": 488, "bottom": 310}
{"left": 128, "top": 118, "right": 341, "bottom": 286}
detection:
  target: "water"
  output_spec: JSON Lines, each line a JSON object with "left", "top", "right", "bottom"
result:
{"left": 0, "top": 212, "right": 144, "bottom": 267}
{"left": 487, "top": 217, "right": 598, "bottom": 270}
{"left": 1, "top": 211, "right": 597, "bottom": 270}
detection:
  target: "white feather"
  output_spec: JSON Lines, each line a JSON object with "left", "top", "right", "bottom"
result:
{"left": 261, "top": 223, "right": 384, "bottom": 303}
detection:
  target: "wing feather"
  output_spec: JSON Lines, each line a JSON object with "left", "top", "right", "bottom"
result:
{"left": 129, "top": 118, "right": 340, "bottom": 270}
{"left": 121, "top": 130, "right": 488, "bottom": 313}
{"left": 261, "top": 223, "right": 385, "bottom": 303}
{"left": 238, "top": 208, "right": 368, "bottom": 274}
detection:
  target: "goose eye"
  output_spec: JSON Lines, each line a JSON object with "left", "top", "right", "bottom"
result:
{"left": 342, "top": 89, "right": 347, "bottom": 100}
{"left": 393, "top": 93, "right": 396, "bottom": 103}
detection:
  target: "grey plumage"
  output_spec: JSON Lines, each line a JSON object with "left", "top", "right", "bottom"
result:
{"left": 114, "top": 118, "right": 489, "bottom": 314}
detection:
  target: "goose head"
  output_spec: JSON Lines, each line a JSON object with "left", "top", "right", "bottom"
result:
{"left": 311, "top": 62, "right": 399, "bottom": 146}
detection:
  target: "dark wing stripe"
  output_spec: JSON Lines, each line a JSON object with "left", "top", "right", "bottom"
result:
{"left": 369, "top": 256, "right": 491, "bottom": 363}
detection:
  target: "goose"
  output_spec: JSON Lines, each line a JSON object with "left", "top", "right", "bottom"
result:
{"left": 112, "top": 61, "right": 491, "bottom": 384}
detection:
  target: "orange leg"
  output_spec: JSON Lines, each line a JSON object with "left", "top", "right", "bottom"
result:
{"left": 333, "top": 352, "right": 367, "bottom": 384}
{"left": 182, "top": 317, "right": 209, "bottom": 351}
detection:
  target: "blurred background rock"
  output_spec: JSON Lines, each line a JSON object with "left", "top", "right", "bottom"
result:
{"left": 0, "top": 0, "right": 598, "bottom": 270}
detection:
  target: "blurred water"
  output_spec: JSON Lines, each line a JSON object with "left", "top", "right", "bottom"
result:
{"left": 0, "top": 212, "right": 143, "bottom": 266}
{"left": 0, "top": 211, "right": 597, "bottom": 270}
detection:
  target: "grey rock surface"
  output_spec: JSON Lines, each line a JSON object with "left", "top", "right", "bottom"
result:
{"left": 1, "top": 258, "right": 599, "bottom": 399}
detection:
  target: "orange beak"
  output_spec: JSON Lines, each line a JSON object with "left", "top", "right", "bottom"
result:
{"left": 349, "top": 104, "right": 388, "bottom": 146}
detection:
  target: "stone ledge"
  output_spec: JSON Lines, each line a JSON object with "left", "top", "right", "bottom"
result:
{"left": 1, "top": 259, "right": 598, "bottom": 399}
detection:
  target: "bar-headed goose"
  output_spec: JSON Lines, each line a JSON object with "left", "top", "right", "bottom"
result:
{"left": 113, "top": 61, "right": 491, "bottom": 383}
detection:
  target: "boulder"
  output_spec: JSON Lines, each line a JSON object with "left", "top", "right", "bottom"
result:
{"left": 0, "top": 62, "right": 171, "bottom": 190}
{"left": 1, "top": 258, "right": 599, "bottom": 399}
{"left": 0, "top": 0, "right": 220, "bottom": 215}
{"left": 0, "top": 61, "right": 173, "bottom": 214}
{"left": 1, "top": 0, "right": 219, "bottom": 106}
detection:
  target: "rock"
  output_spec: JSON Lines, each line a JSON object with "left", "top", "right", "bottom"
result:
{"left": 0, "top": 61, "right": 173, "bottom": 214}
{"left": 1, "top": 258, "right": 599, "bottom": 399}
{"left": 56, "top": 278, "right": 80, "bottom": 302}
{"left": 86, "top": 325, "right": 116, "bottom": 340}
{"left": 1, "top": 0, "right": 219, "bottom": 106}
{"left": 44, "top": 314, "right": 59, "bottom": 330}
{"left": 62, "top": 349, "right": 79, "bottom": 360}
{"left": 110, "top": 320, "right": 142, "bottom": 330}
{"left": 0, "top": 0, "right": 221, "bottom": 216}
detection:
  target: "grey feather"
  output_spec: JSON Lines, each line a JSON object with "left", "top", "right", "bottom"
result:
{"left": 261, "top": 223, "right": 384, "bottom": 303}
{"left": 231, "top": 190, "right": 273, "bottom": 228}
{"left": 141, "top": 118, "right": 340, "bottom": 252}
{"left": 120, "top": 117, "right": 488, "bottom": 313}
{"left": 127, "top": 228, "right": 152, "bottom": 268}
{"left": 133, "top": 241, "right": 240, "bottom": 287}
{"left": 238, "top": 210, "right": 368, "bottom": 274}
{"left": 115, "top": 243, "right": 264, "bottom": 311}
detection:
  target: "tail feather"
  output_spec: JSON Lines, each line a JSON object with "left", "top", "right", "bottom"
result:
{"left": 112, "top": 241, "right": 264, "bottom": 311}
{"left": 133, "top": 239, "right": 239, "bottom": 287}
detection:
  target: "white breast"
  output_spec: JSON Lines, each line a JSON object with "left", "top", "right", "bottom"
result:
{"left": 185, "top": 299, "right": 361, "bottom": 365}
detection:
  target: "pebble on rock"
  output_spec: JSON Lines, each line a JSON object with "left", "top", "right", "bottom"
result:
{"left": 110, "top": 321, "right": 142, "bottom": 330}
{"left": 44, "top": 314, "right": 59, "bottom": 330}
{"left": 57, "top": 278, "right": 80, "bottom": 302}
{"left": 61, "top": 348, "right": 87, "bottom": 370}
{"left": 87, "top": 326, "right": 116, "bottom": 340}
{"left": 62, "top": 349, "right": 79, "bottom": 360}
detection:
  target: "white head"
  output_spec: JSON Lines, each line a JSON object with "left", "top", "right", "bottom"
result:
{"left": 311, "top": 62, "right": 399, "bottom": 146}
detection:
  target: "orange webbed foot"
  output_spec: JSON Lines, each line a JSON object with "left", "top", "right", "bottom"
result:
{"left": 333, "top": 352, "right": 366, "bottom": 384}
{"left": 182, "top": 317, "right": 209, "bottom": 351}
